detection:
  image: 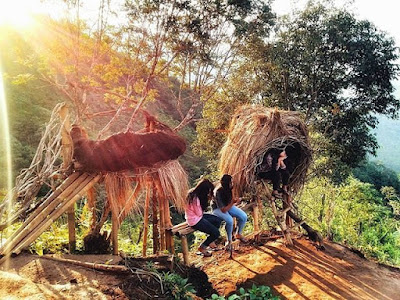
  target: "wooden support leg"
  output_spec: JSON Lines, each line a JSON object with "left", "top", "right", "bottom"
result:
{"left": 152, "top": 182, "right": 159, "bottom": 254}
{"left": 252, "top": 205, "right": 260, "bottom": 232}
{"left": 67, "top": 205, "right": 76, "bottom": 252}
{"left": 111, "top": 212, "right": 119, "bottom": 255}
{"left": 142, "top": 180, "right": 151, "bottom": 257}
{"left": 181, "top": 235, "right": 189, "bottom": 266}
{"left": 163, "top": 197, "right": 174, "bottom": 253}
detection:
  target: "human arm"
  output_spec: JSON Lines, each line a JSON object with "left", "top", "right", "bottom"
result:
{"left": 216, "top": 190, "right": 239, "bottom": 213}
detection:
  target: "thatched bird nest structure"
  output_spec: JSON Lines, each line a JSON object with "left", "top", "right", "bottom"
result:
{"left": 219, "top": 104, "right": 312, "bottom": 196}
{"left": 69, "top": 114, "right": 189, "bottom": 254}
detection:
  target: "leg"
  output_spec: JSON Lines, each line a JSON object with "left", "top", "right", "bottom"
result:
{"left": 280, "top": 169, "right": 290, "bottom": 192}
{"left": 191, "top": 217, "right": 221, "bottom": 248}
{"left": 203, "top": 213, "right": 222, "bottom": 229}
{"left": 228, "top": 206, "right": 248, "bottom": 236}
{"left": 213, "top": 209, "right": 234, "bottom": 242}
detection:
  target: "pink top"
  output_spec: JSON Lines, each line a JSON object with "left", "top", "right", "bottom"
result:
{"left": 184, "top": 196, "right": 203, "bottom": 226}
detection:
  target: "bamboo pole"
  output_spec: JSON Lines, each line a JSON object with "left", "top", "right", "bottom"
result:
{"left": 142, "top": 179, "right": 151, "bottom": 257}
{"left": 58, "top": 104, "right": 73, "bottom": 169}
{"left": 41, "top": 255, "right": 130, "bottom": 274}
{"left": 67, "top": 205, "right": 76, "bottom": 252}
{"left": 11, "top": 174, "right": 96, "bottom": 254}
{"left": 112, "top": 211, "right": 119, "bottom": 255}
{"left": 0, "top": 173, "right": 86, "bottom": 256}
{"left": 12, "top": 175, "right": 101, "bottom": 255}
{"left": 0, "top": 172, "right": 81, "bottom": 252}
{"left": 152, "top": 181, "right": 159, "bottom": 254}
{"left": 60, "top": 105, "right": 75, "bottom": 252}
{"left": 156, "top": 184, "right": 166, "bottom": 251}
{"left": 252, "top": 205, "right": 260, "bottom": 232}
{"left": 153, "top": 177, "right": 174, "bottom": 252}
{"left": 181, "top": 235, "right": 189, "bottom": 266}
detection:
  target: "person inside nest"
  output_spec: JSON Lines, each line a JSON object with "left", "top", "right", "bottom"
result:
{"left": 212, "top": 174, "right": 248, "bottom": 251}
{"left": 257, "top": 148, "right": 292, "bottom": 198}
{"left": 184, "top": 179, "right": 223, "bottom": 257}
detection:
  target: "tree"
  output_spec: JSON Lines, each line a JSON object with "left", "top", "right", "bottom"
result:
{"left": 197, "top": 2, "right": 399, "bottom": 177}
{"left": 124, "top": 0, "right": 275, "bottom": 131}
{"left": 353, "top": 160, "right": 400, "bottom": 194}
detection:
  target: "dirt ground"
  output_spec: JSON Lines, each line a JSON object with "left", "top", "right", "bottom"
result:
{"left": 197, "top": 236, "right": 400, "bottom": 299}
{"left": 0, "top": 236, "right": 400, "bottom": 299}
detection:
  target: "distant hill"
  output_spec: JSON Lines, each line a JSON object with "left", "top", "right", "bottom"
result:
{"left": 373, "top": 115, "right": 400, "bottom": 173}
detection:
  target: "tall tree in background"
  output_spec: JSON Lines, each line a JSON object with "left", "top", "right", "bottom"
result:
{"left": 124, "top": 0, "right": 275, "bottom": 131}
{"left": 197, "top": 3, "right": 399, "bottom": 178}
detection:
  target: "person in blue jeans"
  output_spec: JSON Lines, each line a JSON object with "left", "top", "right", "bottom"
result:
{"left": 185, "top": 179, "right": 223, "bottom": 257}
{"left": 212, "top": 174, "right": 248, "bottom": 251}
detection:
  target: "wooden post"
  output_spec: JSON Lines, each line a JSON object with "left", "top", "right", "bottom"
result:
{"left": 67, "top": 205, "right": 76, "bottom": 252}
{"left": 142, "top": 179, "right": 151, "bottom": 257}
{"left": 59, "top": 104, "right": 75, "bottom": 252}
{"left": 163, "top": 196, "right": 174, "bottom": 253}
{"left": 252, "top": 205, "right": 260, "bottom": 232}
{"left": 181, "top": 235, "right": 190, "bottom": 266}
{"left": 112, "top": 212, "right": 119, "bottom": 255}
{"left": 155, "top": 180, "right": 166, "bottom": 251}
{"left": 152, "top": 182, "right": 159, "bottom": 254}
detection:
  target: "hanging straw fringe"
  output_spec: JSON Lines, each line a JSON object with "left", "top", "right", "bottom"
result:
{"left": 104, "top": 160, "right": 188, "bottom": 225}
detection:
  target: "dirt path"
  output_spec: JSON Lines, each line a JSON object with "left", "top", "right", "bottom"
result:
{"left": 0, "top": 254, "right": 127, "bottom": 299}
{"left": 198, "top": 237, "right": 400, "bottom": 299}
{"left": 0, "top": 237, "right": 399, "bottom": 299}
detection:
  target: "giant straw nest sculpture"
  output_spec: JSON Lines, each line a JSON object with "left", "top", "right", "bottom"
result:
{"left": 219, "top": 104, "right": 312, "bottom": 196}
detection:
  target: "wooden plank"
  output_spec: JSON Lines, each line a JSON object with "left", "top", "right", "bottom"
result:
{"left": 0, "top": 172, "right": 81, "bottom": 253}
{"left": 12, "top": 175, "right": 101, "bottom": 256}
{"left": 0, "top": 172, "right": 86, "bottom": 256}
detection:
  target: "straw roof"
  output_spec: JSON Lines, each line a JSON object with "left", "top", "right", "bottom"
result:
{"left": 219, "top": 104, "right": 312, "bottom": 196}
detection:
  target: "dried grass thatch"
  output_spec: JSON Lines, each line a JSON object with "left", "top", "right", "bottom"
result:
{"left": 104, "top": 160, "right": 188, "bottom": 224}
{"left": 219, "top": 104, "right": 312, "bottom": 196}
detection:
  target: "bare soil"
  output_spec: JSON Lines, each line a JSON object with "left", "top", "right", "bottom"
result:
{"left": 0, "top": 236, "right": 399, "bottom": 299}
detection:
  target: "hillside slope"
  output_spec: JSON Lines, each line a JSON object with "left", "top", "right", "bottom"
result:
{"left": 196, "top": 237, "right": 400, "bottom": 299}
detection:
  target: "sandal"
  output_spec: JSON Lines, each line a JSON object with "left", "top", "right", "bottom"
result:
{"left": 236, "top": 235, "right": 249, "bottom": 244}
{"left": 225, "top": 242, "right": 233, "bottom": 252}
{"left": 198, "top": 247, "right": 212, "bottom": 257}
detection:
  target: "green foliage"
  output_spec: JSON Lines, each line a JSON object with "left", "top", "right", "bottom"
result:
{"left": 30, "top": 221, "right": 70, "bottom": 255}
{"left": 161, "top": 271, "right": 196, "bottom": 300}
{"left": 298, "top": 176, "right": 400, "bottom": 266}
{"left": 209, "top": 284, "right": 279, "bottom": 300}
{"left": 353, "top": 161, "right": 400, "bottom": 194}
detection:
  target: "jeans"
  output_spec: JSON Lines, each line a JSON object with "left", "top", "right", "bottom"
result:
{"left": 213, "top": 206, "right": 248, "bottom": 242}
{"left": 191, "top": 213, "right": 222, "bottom": 248}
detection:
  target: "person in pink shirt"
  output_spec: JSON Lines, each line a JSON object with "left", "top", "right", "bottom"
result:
{"left": 185, "top": 179, "right": 222, "bottom": 257}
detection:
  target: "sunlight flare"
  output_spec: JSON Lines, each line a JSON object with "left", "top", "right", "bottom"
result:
{"left": 0, "top": 1, "right": 36, "bottom": 29}
{"left": 0, "top": 61, "right": 13, "bottom": 270}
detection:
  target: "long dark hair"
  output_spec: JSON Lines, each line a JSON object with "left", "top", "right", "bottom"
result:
{"left": 187, "top": 179, "right": 214, "bottom": 211}
{"left": 220, "top": 174, "right": 233, "bottom": 205}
